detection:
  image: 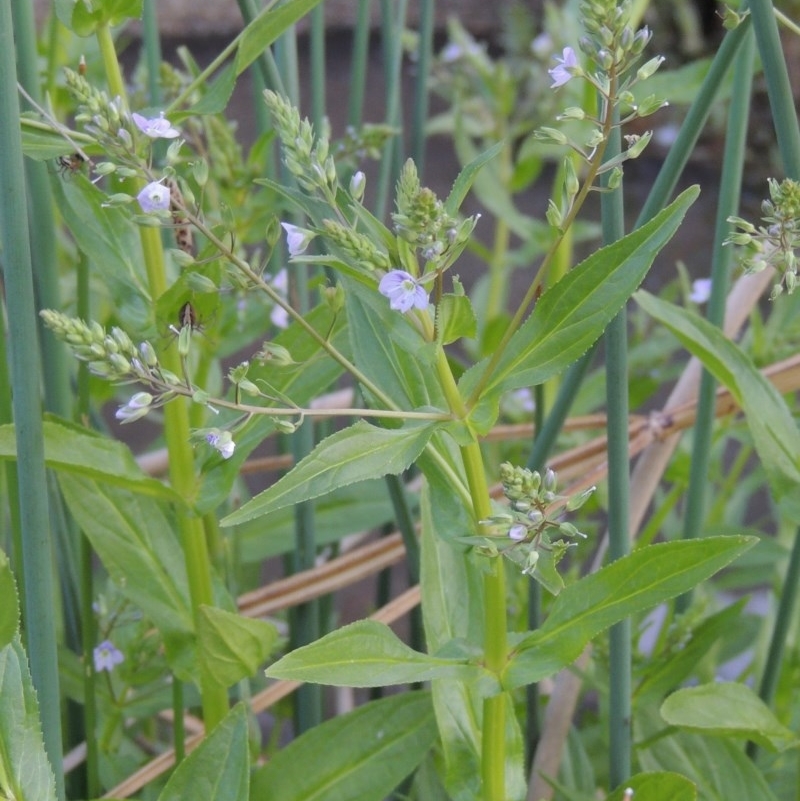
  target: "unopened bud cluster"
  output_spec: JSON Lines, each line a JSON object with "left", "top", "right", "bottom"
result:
{"left": 478, "top": 463, "right": 594, "bottom": 577}
{"left": 393, "top": 160, "right": 478, "bottom": 269}
{"left": 321, "top": 219, "right": 392, "bottom": 272}
{"left": 39, "top": 310, "right": 183, "bottom": 423}
{"left": 727, "top": 177, "right": 800, "bottom": 299}
{"left": 263, "top": 90, "right": 337, "bottom": 194}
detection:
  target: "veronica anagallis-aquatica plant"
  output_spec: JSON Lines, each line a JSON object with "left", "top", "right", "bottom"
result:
{"left": 7, "top": 1, "right": 784, "bottom": 799}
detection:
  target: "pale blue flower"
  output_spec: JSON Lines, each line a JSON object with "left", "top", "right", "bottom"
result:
{"left": 94, "top": 640, "right": 124, "bottom": 672}
{"left": 548, "top": 47, "right": 579, "bottom": 88}
{"left": 689, "top": 278, "right": 712, "bottom": 304}
{"left": 132, "top": 111, "right": 180, "bottom": 139}
{"left": 206, "top": 429, "right": 235, "bottom": 459}
{"left": 378, "top": 270, "right": 429, "bottom": 313}
{"left": 137, "top": 181, "right": 170, "bottom": 213}
{"left": 281, "top": 222, "right": 315, "bottom": 256}
{"left": 270, "top": 269, "right": 289, "bottom": 328}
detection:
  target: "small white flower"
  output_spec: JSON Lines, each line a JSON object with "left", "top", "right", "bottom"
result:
{"left": 281, "top": 222, "right": 315, "bottom": 256}
{"left": 206, "top": 429, "right": 235, "bottom": 459}
{"left": 689, "top": 278, "right": 712, "bottom": 304}
{"left": 132, "top": 111, "right": 180, "bottom": 139}
{"left": 137, "top": 181, "right": 170, "bottom": 213}
{"left": 378, "top": 270, "right": 429, "bottom": 313}
{"left": 94, "top": 640, "right": 124, "bottom": 673}
{"left": 115, "top": 392, "right": 153, "bottom": 423}
{"left": 548, "top": 47, "right": 579, "bottom": 89}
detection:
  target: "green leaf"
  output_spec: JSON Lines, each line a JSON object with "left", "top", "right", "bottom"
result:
{"left": 265, "top": 619, "right": 485, "bottom": 687}
{"left": 459, "top": 187, "right": 699, "bottom": 432}
{"left": 637, "top": 600, "right": 747, "bottom": 701}
{"left": 236, "top": 480, "right": 398, "bottom": 562}
{"left": 197, "top": 607, "right": 278, "bottom": 688}
{"left": 444, "top": 140, "right": 504, "bottom": 216}
{"left": 607, "top": 772, "right": 696, "bottom": 801}
{"left": 661, "top": 682, "right": 798, "bottom": 752}
{"left": 504, "top": 536, "right": 755, "bottom": 690}
{"left": 638, "top": 723, "right": 780, "bottom": 801}
{"left": 0, "top": 638, "right": 58, "bottom": 801}
{"left": 158, "top": 704, "right": 249, "bottom": 801}
{"left": 51, "top": 176, "right": 151, "bottom": 335}
{"left": 0, "top": 417, "right": 180, "bottom": 501}
{"left": 250, "top": 692, "right": 437, "bottom": 801}
{"left": 343, "top": 277, "right": 443, "bottom": 410}
{"left": 185, "top": 63, "right": 237, "bottom": 116}
{"left": 222, "top": 421, "right": 435, "bottom": 526}
{"left": 635, "top": 290, "right": 800, "bottom": 497}
{"left": 236, "top": 0, "right": 325, "bottom": 76}
{"left": 20, "top": 117, "right": 86, "bottom": 161}
{"left": 58, "top": 474, "right": 196, "bottom": 678}
{"left": 0, "top": 551, "right": 19, "bottom": 649}
{"left": 436, "top": 293, "right": 477, "bottom": 345}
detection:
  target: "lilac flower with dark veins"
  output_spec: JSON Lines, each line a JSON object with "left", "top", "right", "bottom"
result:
{"left": 94, "top": 640, "right": 124, "bottom": 673}
{"left": 132, "top": 111, "right": 180, "bottom": 139}
{"left": 378, "top": 270, "right": 429, "bottom": 313}
{"left": 137, "top": 181, "right": 170, "bottom": 213}
{"left": 548, "top": 47, "right": 579, "bottom": 88}
{"left": 206, "top": 429, "right": 235, "bottom": 459}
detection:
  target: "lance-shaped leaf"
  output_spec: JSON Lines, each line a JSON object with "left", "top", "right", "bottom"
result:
{"left": 197, "top": 607, "right": 278, "bottom": 688}
{"left": 503, "top": 536, "right": 755, "bottom": 690}
{"left": 222, "top": 421, "right": 435, "bottom": 526}
{"left": 635, "top": 289, "right": 800, "bottom": 497}
{"left": 236, "top": 0, "right": 324, "bottom": 75}
{"left": 0, "top": 417, "right": 180, "bottom": 501}
{"left": 0, "top": 638, "right": 58, "bottom": 801}
{"left": 661, "top": 682, "right": 799, "bottom": 752}
{"left": 265, "top": 619, "right": 487, "bottom": 687}
{"left": 0, "top": 551, "right": 19, "bottom": 650}
{"left": 251, "top": 692, "right": 437, "bottom": 801}
{"left": 157, "top": 704, "right": 249, "bottom": 801}
{"left": 459, "top": 187, "right": 699, "bottom": 432}
{"left": 58, "top": 474, "right": 196, "bottom": 678}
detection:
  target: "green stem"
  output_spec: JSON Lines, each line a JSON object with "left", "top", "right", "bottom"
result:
{"left": 677, "top": 25, "right": 754, "bottom": 613}
{"left": 462, "top": 440, "right": 507, "bottom": 801}
{"left": 96, "top": 23, "right": 126, "bottom": 105}
{"left": 375, "top": 0, "right": 407, "bottom": 221}
{"left": 434, "top": 346, "right": 507, "bottom": 800}
{"left": 0, "top": 3, "right": 64, "bottom": 795}
{"left": 749, "top": 0, "right": 800, "bottom": 177}
{"left": 601, "top": 89, "right": 632, "bottom": 790}
{"left": 348, "top": 0, "right": 371, "bottom": 128}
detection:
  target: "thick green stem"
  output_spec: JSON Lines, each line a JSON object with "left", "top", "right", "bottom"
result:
{"left": 435, "top": 347, "right": 507, "bottom": 800}
{"left": 0, "top": 2, "right": 64, "bottom": 795}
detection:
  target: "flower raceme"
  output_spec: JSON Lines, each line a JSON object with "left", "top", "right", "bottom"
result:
{"left": 378, "top": 270, "right": 430, "bottom": 313}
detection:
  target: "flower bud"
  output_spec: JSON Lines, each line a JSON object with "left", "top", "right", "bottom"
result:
{"left": 139, "top": 341, "right": 158, "bottom": 367}
{"left": 350, "top": 170, "right": 366, "bottom": 201}
{"left": 274, "top": 418, "right": 299, "bottom": 434}
{"left": 193, "top": 159, "right": 209, "bottom": 187}
{"left": 636, "top": 56, "right": 665, "bottom": 83}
